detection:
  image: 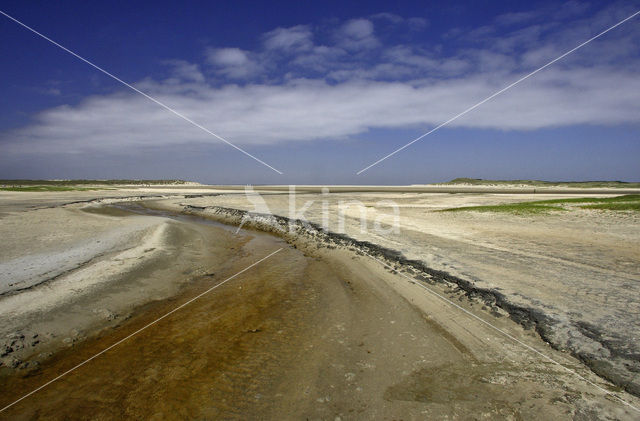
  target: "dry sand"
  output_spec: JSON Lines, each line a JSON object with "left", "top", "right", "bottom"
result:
{"left": 0, "top": 187, "right": 639, "bottom": 419}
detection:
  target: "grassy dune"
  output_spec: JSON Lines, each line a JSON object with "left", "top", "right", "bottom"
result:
{"left": 0, "top": 179, "right": 190, "bottom": 187}
{"left": 0, "top": 186, "right": 101, "bottom": 192}
{"left": 0, "top": 179, "right": 192, "bottom": 192}
{"left": 443, "top": 178, "right": 640, "bottom": 189}
{"left": 442, "top": 195, "right": 640, "bottom": 214}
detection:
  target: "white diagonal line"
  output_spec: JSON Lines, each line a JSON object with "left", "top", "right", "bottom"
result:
{"left": 0, "top": 247, "right": 283, "bottom": 413}
{"left": 358, "top": 249, "right": 640, "bottom": 413}
{"left": 0, "top": 9, "right": 283, "bottom": 175}
{"left": 357, "top": 10, "right": 640, "bottom": 175}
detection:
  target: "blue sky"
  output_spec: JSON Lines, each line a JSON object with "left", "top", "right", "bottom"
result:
{"left": 0, "top": 0, "right": 639, "bottom": 184}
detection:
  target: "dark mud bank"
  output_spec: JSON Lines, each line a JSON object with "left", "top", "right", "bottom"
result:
{"left": 181, "top": 204, "right": 640, "bottom": 397}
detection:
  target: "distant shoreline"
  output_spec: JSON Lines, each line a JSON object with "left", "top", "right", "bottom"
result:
{"left": 0, "top": 179, "right": 198, "bottom": 187}
{"left": 2, "top": 178, "right": 639, "bottom": 190}
{"left": 3, "top": 183, "right": 640, "bottom": 195}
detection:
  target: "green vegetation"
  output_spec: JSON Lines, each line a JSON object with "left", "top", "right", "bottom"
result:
{"left": 443, "top": 178, "right": 640, "bottom": 189}
{"left": 526, "top": 195, "right": 640, "bottom": 205}
{"left": 442, "top": 202, "right": 566, "bottom": 215}
{"left": 580, "top": 202, "right": 640, "bottom": 211}
{"left": 0, "top": 186, "right": 100, "bottom": 192}
{"left": 0, "top": 179, "right": 190, "bottom": 186}
{"left": 442, "top": 195, "right": 640, "bottom": 215}
{"left": 0, "top": 179, "right": 193, "bottom": 192}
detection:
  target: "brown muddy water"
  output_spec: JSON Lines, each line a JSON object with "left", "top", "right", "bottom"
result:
{"left": 0, "top": 204, "right": 414, "bottom": 420}
{"left": 0, "top": 204, "right": 319, "bottom": 419}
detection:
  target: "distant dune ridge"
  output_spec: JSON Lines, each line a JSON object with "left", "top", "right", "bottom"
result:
{"left": 0, "top": 179, "right": 198, "bottom": 186}
{"left": 440, "top": 178, "right": 640, "bottom": 189}
{"left": 2, "top": 178, "right": 639, "bottom": 189}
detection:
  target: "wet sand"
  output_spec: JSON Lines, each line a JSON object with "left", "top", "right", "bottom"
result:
{"left": 0, "top": 194, "right": 639, "bottom": 419}
{"left": 174, "top": 189, "right": 640, "bottom": 397}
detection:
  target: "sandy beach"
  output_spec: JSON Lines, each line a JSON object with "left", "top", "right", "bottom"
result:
{"left": 0, "top": 186, "right": 639, "bottom": 419}
{"left": 3, "top": 0, "right": 639, "bottom": 418}
{"left": 170, "top": 188, "right": 640, "bottom": 396}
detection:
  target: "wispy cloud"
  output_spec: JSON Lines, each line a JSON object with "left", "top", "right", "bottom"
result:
{"left": 335, "top": 18, "right": 379, "bottom": 50}
{"left": 262, "top": 25, "right": 313, "bottom": 51}
{"left": 164, "top": 59, "right": 205, "bottom": 83}
{"left": 495, "top": 11, "right": 541, "bottom": 27}
{"left": 2, "top": 3, "right": 639, "bottom": 156}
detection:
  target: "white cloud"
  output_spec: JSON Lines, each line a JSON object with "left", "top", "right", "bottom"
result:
{"left": 262, "top": 25, "right": 313, "bottom": 51}
{"left": 5, "top": 63, "right": 639, "bottom": 155}
{"left": 342, "top": 18, "right": 374, "bottom": 38}
{"left": 370, "top": 13, "right": 403, "bottom": 24}
{"left": 206, "top": 47, "right": 250, "bottom": 66}
{"left": 164, "top": 60, "right": 205, "bottom": 82}
{"left": 3, "top": 6, "right": 639, "bottom": 156}
{"left": 205, "top": 47, "right": 262, "bottom": 79}
{"left": 336, "top": 19, "right": 379, "bottom": 50}
{"left": 290, "top": 45, "right": 346, "bottom": 72}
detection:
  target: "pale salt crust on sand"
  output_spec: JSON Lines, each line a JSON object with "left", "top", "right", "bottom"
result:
{"left": 0, "top": 192, "right": 244, "bottom": 372}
